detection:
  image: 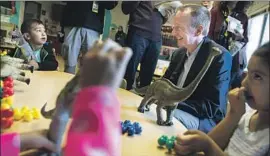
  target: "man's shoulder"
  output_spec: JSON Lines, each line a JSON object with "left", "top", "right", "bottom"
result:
{"left": 207, "top": 39, "right": 232, "bottom": 58}
{"left": 42, "top": 43, "right": 54, "bottom": 53}
{"left": 215, "top": 42, "right": 231, "bottom": 56}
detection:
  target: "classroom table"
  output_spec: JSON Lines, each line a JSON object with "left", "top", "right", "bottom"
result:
{"left": 4, "top": 71, "right": 187, "bottom": 156}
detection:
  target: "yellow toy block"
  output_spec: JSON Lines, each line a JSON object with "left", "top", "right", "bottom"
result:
{"left": 23, "top": 113, "right": 33, "bottom": 122}
{"left": 21, "top": 106, "right": 30, "bottom": 114}
{"left": 14, "top": 110, "right": 23, "bottom": 121}
{"left": 1, "top": 96, "right": 13, "bottom": 106}
{"left": 1, "top": 103, "right": 10, "bottom": 110}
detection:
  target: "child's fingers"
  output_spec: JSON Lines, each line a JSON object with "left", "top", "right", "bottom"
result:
{"left": 175, "top": 133, "right": 195, "bottom": 145}
{"left": 238, "top": 87, "right": 246, "bottom": 101}
{"left": 174, "top": 142, "right": 192, "bottom": 155}
{"left": 183, "top": 130, "right": 200, "bottom": 135}
{"left": 229, "top": 87, "right": 240, "bottom": 95}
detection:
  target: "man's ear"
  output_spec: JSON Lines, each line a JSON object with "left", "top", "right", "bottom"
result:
{"left": 23, "top": 33, "right": 31, "bottom": 40}
{"left": 196, "top": 25, "right": 204, "bottom": 36}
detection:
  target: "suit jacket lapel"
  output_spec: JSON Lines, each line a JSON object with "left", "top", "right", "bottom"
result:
{"left": 183, "top": 38, "right": 213, "bottom": 87}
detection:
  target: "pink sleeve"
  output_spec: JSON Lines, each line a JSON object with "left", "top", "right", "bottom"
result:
{"left": 64, "top": 86, "right": 121, "bottom": 156}
{"left": 0, "top": 133, "right": 20, "bottom": 156}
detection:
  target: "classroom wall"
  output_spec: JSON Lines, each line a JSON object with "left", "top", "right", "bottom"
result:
{"left": 247, "top": 1, "right": 270, "bottom": 16}
{"left": 110, "top": 1, "right": 129, "bottom": 33}
{"left": 38, "top": 1, "right": 52, "bottom": 24}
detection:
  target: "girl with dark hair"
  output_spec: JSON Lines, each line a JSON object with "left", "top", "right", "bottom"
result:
{"left": 174, "top": 42, "right": 270, "bottom": 156}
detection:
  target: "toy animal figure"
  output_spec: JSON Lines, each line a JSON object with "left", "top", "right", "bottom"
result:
{"left": 0, "top": 55, "right": 34, "bottom": 84}
{"left": 137, "top": 47, "right": 222, "bottom": 126}
{"left": 40, "top": 39, "right": 124, "bottom": 156}
{"left": 40, "top": 71, "right": 80, "bottom": 156}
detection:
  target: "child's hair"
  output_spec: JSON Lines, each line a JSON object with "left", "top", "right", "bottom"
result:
{"left": 252, "top": 42, "right": 270, "bottom": 67}
{"left": 21, "top": 19, "right": 44, "bottom": 34}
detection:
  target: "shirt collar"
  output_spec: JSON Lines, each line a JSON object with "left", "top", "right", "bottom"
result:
{"left": 186, "top": 39, "right": 204, "bottom": 58}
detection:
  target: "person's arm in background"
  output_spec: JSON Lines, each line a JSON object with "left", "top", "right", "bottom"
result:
{"left": 98, "top": 1, "right": 118, "bottom": 10}
{"left": 235, "top": 14, "right": 249, "bottom": 43}
{"left": 121, "top": 1, "right": 140, "bottom": 15}
{"left": 241, "top": 15, "right": 249, "bottom": 43}
{"left": 208, "top": 9, "right": 217, "bottom": 40}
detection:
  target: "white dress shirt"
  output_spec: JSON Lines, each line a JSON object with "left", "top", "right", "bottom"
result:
{"left": 177, "top": 41, "right": 203, "bottom": 88}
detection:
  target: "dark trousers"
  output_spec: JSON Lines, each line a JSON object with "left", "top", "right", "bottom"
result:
{"left": 124, "top": 32, "right": 162, "bottom": 90}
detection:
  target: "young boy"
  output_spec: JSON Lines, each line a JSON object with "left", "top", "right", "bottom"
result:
{"left": 13, "top": 19, "right": 58, "bottom": 71}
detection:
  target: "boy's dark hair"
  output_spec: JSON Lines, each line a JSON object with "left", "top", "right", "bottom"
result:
{"left": 253, "top": 42, "right": 270, "bottom": 66}
{"left": 21, "top": 19, "right": 44, "bottom": 34}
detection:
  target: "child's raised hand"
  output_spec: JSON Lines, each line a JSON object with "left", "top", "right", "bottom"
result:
{"left": 80, "top": 39, "right": 132, "bottom": 89}
{"left": 174, "top": 130, "right": 213, "bottom": 155}
{"left": 228, "top": 87, "right": 246, "bottom": 118}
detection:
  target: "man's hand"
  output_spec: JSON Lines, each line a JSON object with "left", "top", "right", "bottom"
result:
{"left": 227, "top": 87, "right": 246, "bottom": 119}
{"left": 28, "top": 59, "right": 39, "bottom": 70}
{"left": 174, "top": 130, "right": 214, "bottom": 155}
{"left": 20, "top": 129, "right": 57, "bottom": 152}
{"left": 234, "top": 29, "right": 244, "bottom": 40}
{"left": 80, "top": 39, "right": 132, "bottom": 89}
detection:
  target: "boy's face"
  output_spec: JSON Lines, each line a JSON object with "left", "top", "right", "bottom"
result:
{"left": 25, "top": 23, "right": 47, "bottom": 46}
{"left": 241, "top": 56, "right": 269, "bottom": 111}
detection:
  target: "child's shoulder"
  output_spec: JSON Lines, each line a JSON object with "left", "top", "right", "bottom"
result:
{"left": 226, "top": 109, "right": 269, "bottom": 156}
{"left": 238, "top": 109, "right": 256, "bottom": 127}
{"left": 42, "top": 43, "right": 53, "bottom": 52}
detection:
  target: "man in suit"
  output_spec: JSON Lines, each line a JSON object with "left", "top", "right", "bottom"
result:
{"left": 163, "top": 5, "right": 232, "bottom": 133}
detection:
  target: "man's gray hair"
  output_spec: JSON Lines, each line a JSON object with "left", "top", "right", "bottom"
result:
{"left": 178, "top": 4, "right": 211, "bottom": 36}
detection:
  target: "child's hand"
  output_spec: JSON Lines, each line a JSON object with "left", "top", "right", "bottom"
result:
{"left": 28, "top": 59, "right": 39, "bottom": 70}
{"left": 80, "top": 40, "right": 132, "bottom": 89}
{"left": 20, "top": 129, "right": 57, "bottom": 152}
{"left": 228, "top": 87, "right": 246, "bottom": 118}
{"left": 174, "top": 130, "right": 213, "bottom": 155}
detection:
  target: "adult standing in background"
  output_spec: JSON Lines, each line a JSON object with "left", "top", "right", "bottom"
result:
{"left": 229, "top": 1, "right": 252, "bottom": 89}
{"left": 208, "top": 1, "right": 252, "bottom": 88}
{"left": 115, "top": 26, "right": 126, "bottom": 47}
{"left": 201, "top": 1, "right": 214, "bottom": 11}
{"left": 208, "top": 1, "right": 237, "bottom": 45}
{"left": 122, "top": 1, "right": 175, "bottom": 90}
{"left": 61, "top": 1, "right": 118, "bottom": 74}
